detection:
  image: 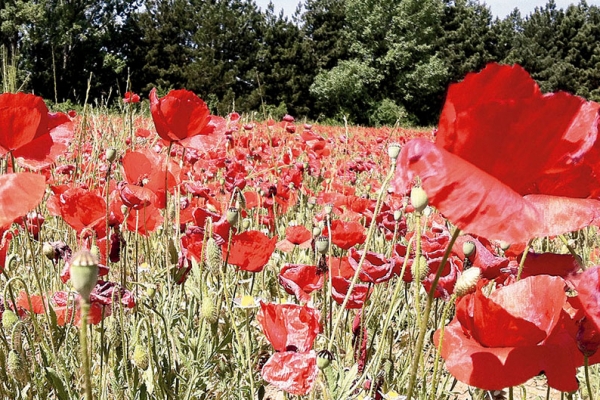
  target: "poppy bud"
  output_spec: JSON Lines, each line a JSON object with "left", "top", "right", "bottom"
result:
{"left": 307, "top": 197, "right": 316, "bottom": 210}
{"left": 105, "top": 148, "right": 117, "bottom": 163}
{"left": 317, "top": 349, "right": 334, "bottom": 370}
{"left": 410, "top": 187, "right": 428, "bottom": 213}
{"left": 455, "top": 267, "right": 481, "bottom": 297}
{"left": 242, "top": 218, "right": 251, "bottom": 230}
{"left": 411, "top": 255, "right": 429, "bottom": 281}
{"left": 145, "top": 284, "right": 157, "bottom": 299}
{"left": 131, "top": 345, "right": 149, "bottom": 370}
{"left": 316, "top": 236, "right": 329, "bottom": 254}
{"left": 69, "top": 250, "right": 99, "bottom": 302}
{"left": 226, "top": 207, "right": 239, "bottom": 225}
{"left": 205, "top": 237, "right": 222, "bottom": 272}
{"left": 388, "top": 143, "right": 401, "bottom": 161}
{"left": 462, "top": 241, "right": 476, "bottom": 257}
{"left": 7, "top": 350, "right": 26, "bottom": 382}
{"left": 324, "top": 203, "right": 333, "bottom": 215}
{"left": 201, "top": 296, "right": 217, "bottom": 324}
{"left": 2, "top": 310, "right": 18, "bottom": 331}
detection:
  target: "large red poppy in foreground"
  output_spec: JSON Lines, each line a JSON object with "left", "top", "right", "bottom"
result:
{"left": 434, "top": 275, "right": 584, "bottom": 391}
{"left": 0, "top": 173, "right": 46, "bottom": 228}
{"left": 392, "top": 63, "right": 600, "bottom": 243}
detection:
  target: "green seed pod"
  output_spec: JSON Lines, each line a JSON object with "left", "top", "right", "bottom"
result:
{"left": 316, "top": 349, "right": 333, "bottom": 370}
{"left": 42, "top": 242, "right": 56, "bottom": 260}
{"left": 312, "top": 226, "right": 322, "bottom": 238}
{"left": 105, "top": 148, "right": 117, "bottom": 163}
{"left": 69, "top": 250, "right": 99, "bottom": 301}
{"left": 226, "top": 207, "right": 239, "bottom": 225}
{"left": 462, "top": 241, "right": 476, "bottom": 258}
{"left": 410, "top": 187, "right": 429, "bottom": 214}
{"left": 393, "top": 210, "right": 403, "bottom": 221}
{"left": 316, "top": 236, "right": 329, "bottom": 255}
{"left": 387, "top": 143, "right": 401, "bottom": 161}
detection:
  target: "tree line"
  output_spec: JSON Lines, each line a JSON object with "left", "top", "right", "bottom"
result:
{"left": 1, "top": 0, "right": 599, "bottom": 125}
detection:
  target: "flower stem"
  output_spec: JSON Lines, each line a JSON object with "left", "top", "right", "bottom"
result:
{"left": 585, "top": 355, "right": 594, "bottom": 400}
{"left": 406, "top": 227, "right": 460, "bottom": 398}
{"left": 80, "top": 299, "right": 93, "bottom": 400}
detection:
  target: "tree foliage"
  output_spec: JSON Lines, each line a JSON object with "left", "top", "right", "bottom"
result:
{"left": 1, "top": 0, "right": 599, "bottom": 124}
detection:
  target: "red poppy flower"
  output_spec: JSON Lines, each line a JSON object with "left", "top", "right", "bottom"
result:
{"left": 435, "top": 275, "right": 583, "bottom": 391}
{"left": 257, "top": 302, "right": 321, "bottom": 352}
{"left": 348, "top": 248, "right": 396, "bottom": 284}
{"left": 224, "top": 230, "right": 277, "bottom": 273}
{"left": 149, "top": 88, "right": 212, "bottom": 142}
{"left": 123, "top": 91, "right": 140, "bottom": 104}
{"left": 573, "top": 266, "right": 600, "bottom": 334}
{"left": 0, "top": 172, "right": 46, "bottom": 228}
{"left": 53, "top": 187, "right": 106, "bottom": 237}
{"left": 276, "top": 225, "right": 312, "bottom": 252}
{"left": 51, "top": 291, "right": 104, "bottom": 326}
{"left": 331, "top": 276, "right": 371, "bottom": 309}
{"left": 0, "top": 93, "right": 72, "bottom": 168}
{"left": 257, "top": 302, "right": 321, "bottom": 395}
{"left": 392, "top": 63, "right": 600, "bottom": 243}
{"left": 278, "top": 264, "right": 324, "bottom": 303}
{"left": 261, "top": 351, "right": 318, "bottom": 396}
{"left": 323, "top": 219, "right": 366, "bottom": 250}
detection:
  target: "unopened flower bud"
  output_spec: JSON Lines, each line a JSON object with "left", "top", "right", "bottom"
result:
{"left": 42, "top": 242, "right": 55, "bottom": 260}
{"left": 132, "top": 345, "right": 149, "bottom": 370}
{"left": 410, "top": 187, "right": 428, "bottom": 213}
{"left": 455, "top": 267, "right": 481, "bottom": 297}
{"left": 2, "top": 310, "right": 19, "bottom": 331}
{"left": 69, "top": 250, "right": 99, "bottom": 301}
{"left": 411, "top": 255, "right": 429, "bottom": 281}
{"left": 242, "top": 218, "right": 251, "bottom": 230}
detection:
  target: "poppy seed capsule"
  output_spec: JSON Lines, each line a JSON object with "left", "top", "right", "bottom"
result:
{"left": 393, "top": 210, "right": 402, "bottom": 221}
{"left": 105, "top": 148, "right": 117, "bottom": 163}
{"left": 226, "top": 207, "right": 239, "bottom": 225}
{"left": 410, "top": 187, "right": 428, "bottom": 213}
{"left": 388, "top": 143, "right": 401, "bottom": 161}
{"left": 312, "top": 226, "right": 322, "bottom": 238}
{"left": 42, "top": 242, "right": 55, "bottom": 260}
{"left": 69, "top": 250, "right": 99, "bottom": 301}
{"left": 317, "top": 349, "right": 334, "bottom": 369}
{"left": 462, "top": 241, "right": 476, "bottom": 257}
{"left": 455, "top": 267, "right": 481, "bottom": 297}
{"left": 316, "top": 236, "right": 329, "bottom": 254}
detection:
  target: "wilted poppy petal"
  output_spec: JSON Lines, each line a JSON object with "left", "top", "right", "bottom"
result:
{"left": 261, "top": 351, "right": 318, "bottom": 396}
{"left": 0, "top": 173, "right": 46, "bottom": 228}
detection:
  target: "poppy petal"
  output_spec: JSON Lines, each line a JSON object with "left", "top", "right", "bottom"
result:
{"left": 0, "top": 173, "right": 46, "bottom": 228}
{"left": 261, "top": 351, "right": 318, "bottom": 396}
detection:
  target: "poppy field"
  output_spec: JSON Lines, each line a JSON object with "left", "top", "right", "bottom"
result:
{"left": 1, "top": 62, "right": 600, "bottom": 400}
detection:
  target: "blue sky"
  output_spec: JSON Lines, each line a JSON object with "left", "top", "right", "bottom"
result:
{"left": 254, "top": 0, "right": 600, "bottom": 19}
